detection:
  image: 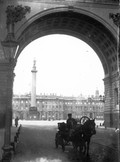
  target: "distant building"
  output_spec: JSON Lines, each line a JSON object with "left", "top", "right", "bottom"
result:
{"left": 12, "top": 92, "right": 104, "bottom": 120}
{"left": 13, "top": 60, "right": 104, "bottom": 120}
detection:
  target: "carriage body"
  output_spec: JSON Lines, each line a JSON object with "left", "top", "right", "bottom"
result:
{"left": 55, "top": 122, "right": 70, "bottom": 151}
{"left": 55, "top": 116, "right": 96, "bottom": 157}
{"left": 55, "top": 121, "right": 84, "bottom": 152}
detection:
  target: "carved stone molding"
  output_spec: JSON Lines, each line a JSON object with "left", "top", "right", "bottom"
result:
{"left": 1, "top": 5, "right": 31, "bottom": 53}
{"left": 109, "top": 13, "right": 120, "bottom": 27}
{"left": 6, "top": 5, "right": 31, "bottom": 32}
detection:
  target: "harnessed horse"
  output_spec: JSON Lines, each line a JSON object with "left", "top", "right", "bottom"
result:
{"left": 55, "top": 117, "right": 96, "bottom": 157}
{"left": 77, "top": 118, "right": 96, "bottom": 156}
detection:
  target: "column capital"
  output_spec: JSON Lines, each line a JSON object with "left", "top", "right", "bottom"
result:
{"left": 5, "top": 5, "right": 31, "bottom": 28}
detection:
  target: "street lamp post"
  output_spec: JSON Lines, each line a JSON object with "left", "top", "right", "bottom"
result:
{"left": 1, "top": 29, "right": 18, "bottom": 162}
{"left": 1, "top": 5, "right": 31, "bottom": 162}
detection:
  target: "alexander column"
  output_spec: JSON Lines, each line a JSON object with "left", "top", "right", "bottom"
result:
{"left": 31, "top": 59, "right": 37, "bottom": 107}
{"left": 29, "top": 59, "right": 38, "bottom": 119}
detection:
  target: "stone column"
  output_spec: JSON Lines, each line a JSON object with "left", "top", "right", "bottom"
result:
{"left": 0, "top": 61, "right": 15, "bottom": 162}
{"left": 103, "top": 76, "right": 113, "bottom": 127}
{"left": 111, "top": 73, "right": 120, "bottom": 128}
{"left": 0, "top": 63, "right": 7, "bottom": 129}
{"left": 109, "top": 12, "right": 120, "bottom": 128}
{"left": 0, "top": 4, "right": 31, "bottom": 161}
{"left": 31, "top": 60, "right": 37, "bottom": 107}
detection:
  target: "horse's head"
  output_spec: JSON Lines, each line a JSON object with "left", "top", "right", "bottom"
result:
{"left": 83, "top": 119, "right": 96, "bottom": 136}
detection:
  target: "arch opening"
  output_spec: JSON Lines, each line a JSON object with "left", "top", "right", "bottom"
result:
{"left": 14, "top": 34, "right": 104, "bottom": 97}
{"left": 13, "top": 10, "right": 119, "bottom": 127}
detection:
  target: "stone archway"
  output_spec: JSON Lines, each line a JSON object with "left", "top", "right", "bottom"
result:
{"left": 16, "top": 11, "right": 119, "bottom": 127}
{"left": 17, "top": 11, "right": 117, "bottom": 76}
{"left": 0, "top": 8, "right": 119, "bottom": 161}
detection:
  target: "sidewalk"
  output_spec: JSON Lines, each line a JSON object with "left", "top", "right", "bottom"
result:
{"left": 0, "top": 126, "right": 18, "bottom": 159}
{"left": 96, "top": 125, "right": 120, "bottom": 133}
{"left": 94, "top": 126, "right": 119, "bottom": 151}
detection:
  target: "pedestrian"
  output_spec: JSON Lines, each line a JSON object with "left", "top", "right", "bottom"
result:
{"left": 15, "top": 116, "right": 19, "bottom": 127}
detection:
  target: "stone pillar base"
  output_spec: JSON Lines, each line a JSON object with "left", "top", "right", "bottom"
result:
{"left": 104, "top": 110, "right": 119, "bottom": 128}
{"left": 104, "top": 111, "right": 112, "bottom": 127}
{"left": 112, "top": 110, "right": 120, "bottom": 128}
{"left": 29, "top": 107, "right": 39, "bottom": 120}
{"left": 1, "top": 145, "right": 13, "bottom": 162}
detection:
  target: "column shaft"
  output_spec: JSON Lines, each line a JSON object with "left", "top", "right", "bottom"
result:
{"left": 0, "top": 61, "right": 14, "bottom": 161}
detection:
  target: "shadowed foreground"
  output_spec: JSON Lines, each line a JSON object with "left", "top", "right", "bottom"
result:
{"left": 12, "top": 125, "right": 70, "bottom": 162}
{"left": 11, "top": 121, "right": 119, "bottom": 162}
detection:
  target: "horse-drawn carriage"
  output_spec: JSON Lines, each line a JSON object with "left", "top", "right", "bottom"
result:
{"left": 55, "top": 116, "right": 96, "bottom": 157}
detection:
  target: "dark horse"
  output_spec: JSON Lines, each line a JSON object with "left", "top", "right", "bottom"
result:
{"left": 68, "top": 118, "right": 96, "bottom": 156}
{"left": 79, "top": 119, "right": 96, "bottom": 156}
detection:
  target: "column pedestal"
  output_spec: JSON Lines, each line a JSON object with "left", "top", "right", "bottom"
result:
{"left": 2, "top": 145, "right": 13, "bottom": 162}
{"left": 104, "top": 73, "right": 119, "bottom": 128}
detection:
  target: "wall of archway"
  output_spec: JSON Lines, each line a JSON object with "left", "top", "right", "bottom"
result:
{"left": 14, "top": 10, "right": 119, "bottom": 127}
{"left": 16, "top": 11, "right": 117, "bottom": 75}
{"left": 0, "top": 3, "right": 119, "bottom": 160}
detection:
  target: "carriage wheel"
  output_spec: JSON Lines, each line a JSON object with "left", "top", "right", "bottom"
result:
{"left": 80, "top": 116, "right": 90, "bottom": 125}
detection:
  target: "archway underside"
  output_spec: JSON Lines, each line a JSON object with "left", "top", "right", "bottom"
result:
{"left": 17, "top": 11, "right": 117, "bottom": 76}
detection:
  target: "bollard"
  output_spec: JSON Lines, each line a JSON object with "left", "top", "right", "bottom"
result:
{"left": 10, "top": 142, "right": 15, "bottom": 154}
{"left": 16, "top": 132, "right": 19, "bottom": 138}
{"left": 14, "top": 136, "right": 17, "bottom": 143}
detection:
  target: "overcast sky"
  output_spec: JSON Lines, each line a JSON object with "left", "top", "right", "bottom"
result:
{"left": 13, "top": 34, "right": 104, "bottom": 97}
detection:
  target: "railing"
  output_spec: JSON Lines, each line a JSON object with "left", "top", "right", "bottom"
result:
{"left": 10, "top": 124, "right": 22, "bottom": 155}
